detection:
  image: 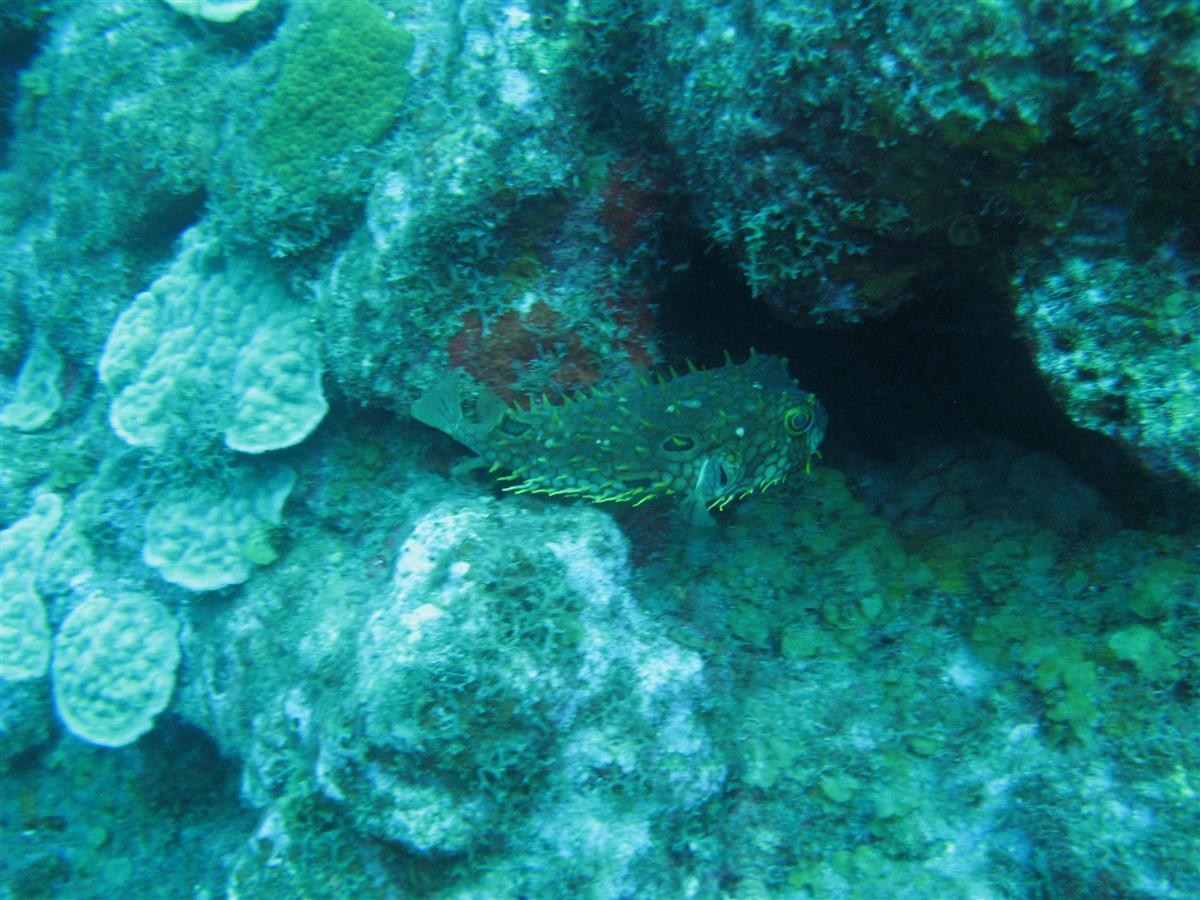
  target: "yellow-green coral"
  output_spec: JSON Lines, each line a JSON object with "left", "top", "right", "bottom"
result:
{"left": 255, "top": 0, "right": 413, "bottom": 181}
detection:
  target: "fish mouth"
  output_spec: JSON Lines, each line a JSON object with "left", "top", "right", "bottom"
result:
{"left": 688, "top": 453, "right": 743, "bottom": 512}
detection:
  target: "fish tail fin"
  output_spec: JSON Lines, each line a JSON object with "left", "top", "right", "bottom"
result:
{"left": 411, "top": 375, "right": 507, "bottom": 453}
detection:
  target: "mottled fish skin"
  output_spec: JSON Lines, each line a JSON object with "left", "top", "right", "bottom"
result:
{"left": 411, "top": 352, "right": 827, "bottom": 524}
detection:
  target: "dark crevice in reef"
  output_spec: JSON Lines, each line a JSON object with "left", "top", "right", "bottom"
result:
{"left": 0, "top": 9, "right": 50, "bottom": 167}
{"left": 128, "top": 188, "right": 209, "bottom": 257}
{"left": 137, "top": 717, "right": 247, "bottom": 822}
{"left": 656, "top": 233, "right": 1196, "bottom": 528}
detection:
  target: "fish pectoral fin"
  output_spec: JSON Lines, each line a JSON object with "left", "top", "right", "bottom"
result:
{"left": 411, "top": 375, "right": 507, "bottom": 453}
{"left": 474, "top": 389, "right": 507, "bottom": 434}
{"left": 412, "top": 377, "right": 469, "bottom": 440}
{"left": 449, "top": 457, "right": 488, "bottom": 478}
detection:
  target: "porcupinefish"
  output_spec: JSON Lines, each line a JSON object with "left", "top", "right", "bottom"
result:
{"left": 411, "top": 352, "right": 827, "bottom": 525}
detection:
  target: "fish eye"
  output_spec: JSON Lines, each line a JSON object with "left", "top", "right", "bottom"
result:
{"left": 784, "top": 404, "right": 814, "bottom": 435}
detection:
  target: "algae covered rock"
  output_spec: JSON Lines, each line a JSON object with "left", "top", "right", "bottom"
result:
{"left": 344, "top": 500, "right": 720, "bottom": 855}
{"left": 179, "top": 493, "right": 721, "bottom": 895}
{"left": 627, "top": 0, "right": 1198, "bottom": 326}
{"left": 1015, "top": 217, "right": 1199, "bottom": 486}
{"left": 312, "top": 2, "right": 668, "bottom": 409}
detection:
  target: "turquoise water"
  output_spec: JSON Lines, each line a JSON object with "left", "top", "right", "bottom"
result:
{"left": 1, "top": 1, "right": 1197, "bottom": 897}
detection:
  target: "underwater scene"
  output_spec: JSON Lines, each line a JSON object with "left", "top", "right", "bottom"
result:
{"left": 1, "top": 0, "right": 1197, "bottom": 897}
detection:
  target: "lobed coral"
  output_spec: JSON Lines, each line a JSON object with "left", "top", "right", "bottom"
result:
{"left": 99, "top": 224, "right": 327, "bottom": 456}
{"left": 0, "top": 493, "right": 62, "bottom": 682}
{"left": 51, "top": 592, "right": 180, "bottom": 748}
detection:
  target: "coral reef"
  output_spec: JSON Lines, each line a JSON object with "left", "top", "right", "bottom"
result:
{"left": 0, "top": 0, "right": 1195, "bottom": 897}
{"left": 212, "top": 0, "right": 413, "bottom": 254}
{"left": 635, "top": 440, "right": 1198, "bottom": 897}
